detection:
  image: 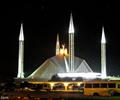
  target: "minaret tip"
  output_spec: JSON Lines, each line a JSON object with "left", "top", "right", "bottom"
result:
{"left": 101, "top": 26, "right": 106, "bottom": 43}
{"left": 69, "top": 13, "right": 74, "bottom": 33}
{"left": 56, "top": 33, "right": 60, "bottom": 55}
{"left": 19, "top": 23, "right": 24, "bottom": 41}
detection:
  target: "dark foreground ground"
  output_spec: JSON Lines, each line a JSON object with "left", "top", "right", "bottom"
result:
{"left": 1, "top": 91, "right": 120, "bottom": 100}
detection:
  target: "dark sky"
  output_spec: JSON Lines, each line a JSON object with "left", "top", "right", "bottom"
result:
{"left": 0, "top": 1, "right": 120, "bottom": 80}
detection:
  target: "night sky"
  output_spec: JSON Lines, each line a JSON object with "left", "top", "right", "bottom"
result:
{"left": 0, "top": 1, "right": 120, "bottom": 80}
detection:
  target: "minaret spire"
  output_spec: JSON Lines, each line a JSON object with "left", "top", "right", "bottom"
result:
{"left": 101, "top": 27, "right": 106, "bottom": 43}
{"left": 101, "top": 26, "right": 107, "bottom": 78}
{"left": 17, "top": 23, "right": 24, "bottom": 78}
{"left": 69, "top": 13, "right": 74, "bottom": 33}
{"left": 56, "top": 34, "right": 60, "bottom": 55}
{"left": 19, "top": 23, "right": 24, "bottom": 41}
{"left": 69, "top": 13, "right": 75, "bottom": 72}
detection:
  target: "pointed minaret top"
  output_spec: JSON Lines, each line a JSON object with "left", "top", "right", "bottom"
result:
{"left": 56, "top": 33, "right": 60, "bottom": 55}
{"left": 69, "top": 13, "right": 74, "bottom": 33}
{"left": 19, "top": 23, "right": 24, "bottom": 41}
{"left": 101, "top": 27, "right": 106, "bottom": 43}
{"left": 57, "top": 34, "right": 59, "bottom": 43}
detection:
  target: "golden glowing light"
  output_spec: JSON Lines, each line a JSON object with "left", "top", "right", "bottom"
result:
{"left": 64, "top": 49, "right": 67, "bottom": 55}
{"left": 59, "top": 44, "right": 68, "bottom": 55}
{"left": 63, "top": 82, "right": 69, "bottom": 87}
{"left": 60, "top": 49, "right": 64, "bottom": 55}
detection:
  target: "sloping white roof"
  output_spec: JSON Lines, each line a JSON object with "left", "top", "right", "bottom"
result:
{"left": 27, "top": 55, "right": 93, "bottom": 81}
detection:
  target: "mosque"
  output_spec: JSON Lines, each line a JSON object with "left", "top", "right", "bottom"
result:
{"left": 17, "top": 13, "right": 108, "bottom": 82}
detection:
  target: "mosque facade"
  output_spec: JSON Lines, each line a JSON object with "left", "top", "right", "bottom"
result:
{"left": 17, "top": 13, "right": 107, "bottom": 81}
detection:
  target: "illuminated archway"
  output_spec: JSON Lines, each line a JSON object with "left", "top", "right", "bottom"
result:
{"left": 67, "top": 83, "right": 79, "bottom": 90}
{"left": 53, "top": 83, "right": 65, "bottom": 90}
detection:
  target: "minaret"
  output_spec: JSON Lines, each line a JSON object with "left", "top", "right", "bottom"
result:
{"left": 17, "top": 23, "right": 24, "bottom": 78}
{"left": 101, "top": 27, "right": 107, "bottom": 78}
{"left": 56, "top": 34, "right": 60, "bottom": 55}
{"left": 69, "top": 13, "right": 75, "bottom": 72}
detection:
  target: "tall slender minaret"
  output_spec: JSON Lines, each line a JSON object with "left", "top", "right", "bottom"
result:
{"left": 56, "top": 34, "right": 60, "bottom": 55}
{"left": 69, "top": 13, "right": 75, "bottom": 72}
{"left": 17, "top": 23, "right": 24, "bottom": 78}
{"left": 101, "top": 27, "right": 107, "bottom": 78}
